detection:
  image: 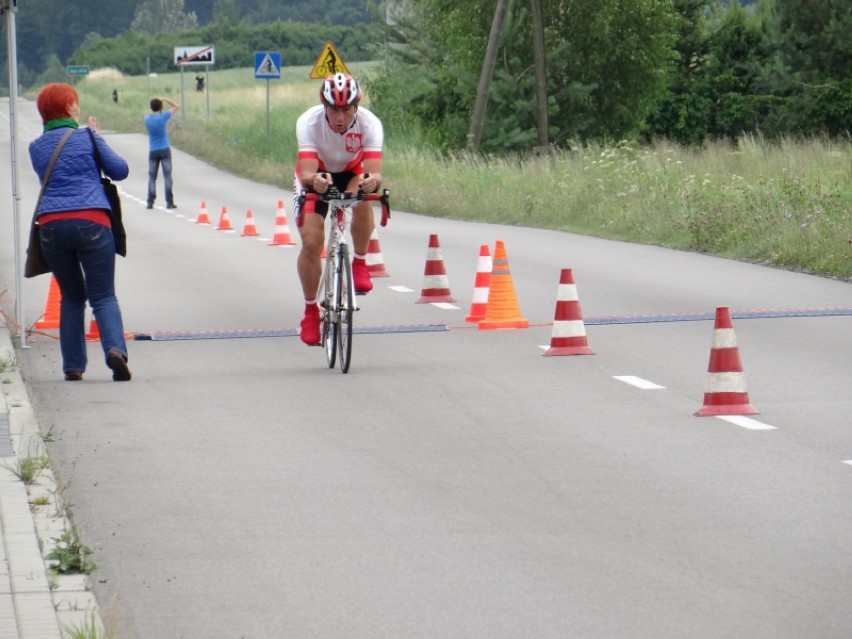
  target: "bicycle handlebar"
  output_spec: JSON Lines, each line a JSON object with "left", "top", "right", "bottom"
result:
{"left": 297, "top": 173, "right": 391, "bottom": 228}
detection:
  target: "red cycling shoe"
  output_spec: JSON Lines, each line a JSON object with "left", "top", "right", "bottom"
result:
{"left": 300, "top": 307, "right": 321, "bottom": 345}
{"left": 352, "top": 258, "right": 373, "bottom": 294}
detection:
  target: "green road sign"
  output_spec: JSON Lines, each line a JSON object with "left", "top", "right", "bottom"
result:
{"left": 67, "top": 65, "right": 90, "bottom": 77}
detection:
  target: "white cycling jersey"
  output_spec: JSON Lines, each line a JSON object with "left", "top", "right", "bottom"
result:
{"left": 296, "top": 104, "right": 383, "bottom": 174}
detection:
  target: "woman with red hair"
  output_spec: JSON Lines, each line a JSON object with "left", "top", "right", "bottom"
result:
{"left": 28, "top": 82, "right": 132, "bottom": 382}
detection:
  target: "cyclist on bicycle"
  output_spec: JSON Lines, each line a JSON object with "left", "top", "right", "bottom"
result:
{"left": 294, "top": 73, "right": 384, "bottom": 346}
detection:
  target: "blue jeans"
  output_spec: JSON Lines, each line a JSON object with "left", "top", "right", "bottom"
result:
{"left": 147, "top": 148, "right": 174, "bottom": 205}
{"left": 39, "top": 219, "right": 128, "bottom": 374}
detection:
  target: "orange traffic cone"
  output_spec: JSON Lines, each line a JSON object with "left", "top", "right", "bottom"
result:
{"left": 695, "top": 306, "right": 758, "bottom": 416}
{"left": 543, "top": 268, "right": 594, "bottom": 356}
{"left": 85, "top": 318, "right": 100, "bottom": 341}
{"left": 195, "top": 200, "right": 211, "bottom": 225}
{"left": 416, "top": 234, "right": 456, "bottom": 303}
{"left": 366, "top": 228, "right": 389, "bottom": 277}
{"left": 269, "top": 200, "right": 296, "bottom": 246}
{"left": 216, "top": 206, "right": 234, "bottom": 231}
{"left": 241, "top": 209, "right": 259, "bottom": 236}
{"left": 465, "top": 244, "right": 492, "bottom": 323}
{"left": 34, "top": 275, "right": 62, "bottom": 330}
{"left": 478, "top": 240, "right": 528, "bottom": 330}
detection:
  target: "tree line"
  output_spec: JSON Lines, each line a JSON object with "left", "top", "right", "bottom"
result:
{"left": 369, "top": 0, "right": 850, "bottom": 150}
{"left": 2, "top": 0, "right": 848, "bottom": 151}
{"left": 0, "top": 0, "right": 379, "bottom": 89}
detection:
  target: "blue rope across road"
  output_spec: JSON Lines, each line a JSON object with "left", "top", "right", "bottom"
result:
{"left": 129, "top": 308, "right": 851, "bottom": 340}
{"left": 132, "top": 323, "right": 450, "bottom": 341}
{"left": 583, "top": 307, "right": 852, "bottom": 325}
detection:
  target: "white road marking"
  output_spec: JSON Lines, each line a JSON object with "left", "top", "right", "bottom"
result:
{"left": 389, "top": 286, "right": 414, "bottom": 293}
{"left": 613, "top": 375, "right": 666, "bottom": 390}
{"left": 431, "top": 302, "right": 460, "bottom": 310}
{"left": 842, "top": 460, "right": 852, "bottom": 467}
{"left": 716, "top": 415, "right": 776, "bottom": 430}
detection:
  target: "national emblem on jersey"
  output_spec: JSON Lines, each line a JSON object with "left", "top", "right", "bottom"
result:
{"left": 345, "top": 133, "right": 363, "bottom": 154}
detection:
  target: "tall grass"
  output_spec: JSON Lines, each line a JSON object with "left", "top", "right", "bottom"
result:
{"left": 58, "top": 66, "right": 852, "bottom": 280}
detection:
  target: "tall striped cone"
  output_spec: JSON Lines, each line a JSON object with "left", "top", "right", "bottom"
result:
{"left": 478, "top": 240, "right": 528, "bottom": 330}
{"left": 465, "top": 244, "right": 492, "bottom": 323}
{"left": 34, "top": 275, "right": 62, "bottom": 330}
{"left": 416, "top": 234, "right": 456, "bottom": 303}
{"left": 269, "top": 200, "right": 297, "bottom": 246}
{"left": 543, "top": 268, "right": 594, "bottom": 356}
{"left": 695, "top": 306, "right": 758, "bottom": 416}
{"left": 366, "top": 228, "right": 389, "bottom": 277}
{"left": 241, "top": 209, "right": 259, "bottom": 236}
{"left": 216, "top": 206, "right": 234, "bottom": 231}
{"left": 195, "top": 200, "right": 211, "bottom": 224}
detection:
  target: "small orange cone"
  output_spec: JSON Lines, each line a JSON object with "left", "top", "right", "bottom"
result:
{"left": 478, "top": 240, "right": 528, "bottom": 330}
{"left": 543, "top": 268, "right": 594, "bottom": 356}
{"left": 85, "top": 318, "right": 100, "bottom": 341}
{"left": 195, "top": 200, "right": 211, "bottom": 225}
{"left": 366, "top": 228, "right": 389, "bottom": 277}
{"left": 269, "top": 200, "right": 296, "bottom": 246}
{"left": 695, "top": 306, "right": 758, "bottom": 416}
{"left": 216, "top": 206, "right": 234, "bottom": 231}
{"left": 416, "top": 234, "right": 455, "bottom": 303}
{"left": 34, "top": 275, "right": 62, "bottom": 330}
{"left": 465, "top": 244, "right": 491, "bottom": 323}
{"left": 241, "top": 209, "right": 259, "bottom": 236}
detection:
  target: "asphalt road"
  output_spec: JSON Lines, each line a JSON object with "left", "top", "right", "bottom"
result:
{"left": 2, "top": 98, "right": 852, "bottom": 639}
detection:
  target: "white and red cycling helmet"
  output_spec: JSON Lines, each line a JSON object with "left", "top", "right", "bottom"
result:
{"left": 320, "top": 73, "right": 361, "bottom": 107}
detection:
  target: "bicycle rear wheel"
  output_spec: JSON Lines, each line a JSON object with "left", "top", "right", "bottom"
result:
{"left": 337, "top": 244, "right": 354, "bottom": 373}
{"left": 319, "top": 249, "right": 337, "bottom": 368}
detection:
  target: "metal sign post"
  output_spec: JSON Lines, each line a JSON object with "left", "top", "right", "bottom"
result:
{"left": 254, "top": 52, "right": 281, "bottom": 135}
{"left": 175, "top": 45, "right": 215, "bottom": 119}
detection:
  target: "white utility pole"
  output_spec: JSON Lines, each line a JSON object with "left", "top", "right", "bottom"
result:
{"left": 2, "top": 0, "right": 26, "bottom": 345}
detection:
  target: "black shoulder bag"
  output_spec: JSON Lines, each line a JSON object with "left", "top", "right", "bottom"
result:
{"left": 24, "top": 128, "right": 75, "bottom": 278}
{"left": 87, "top": 128, "right": 127, "bottom": 256}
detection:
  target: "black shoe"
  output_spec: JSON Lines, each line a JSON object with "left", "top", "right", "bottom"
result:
{"left": 107, "top": 350, "right": 131, "bottom": 381}
{"left": 166, "top": 202, "right": 177, "bottom": 209}
{"left": 64, "top": 371, "right": 83, "bottom": 381}
{"left": 146, "top": 202, "right": 154, "bottom": 209}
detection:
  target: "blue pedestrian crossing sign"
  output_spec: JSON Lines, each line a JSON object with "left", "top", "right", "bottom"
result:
{"left": 254, "top": 52, "right": 281, "bottom": 79}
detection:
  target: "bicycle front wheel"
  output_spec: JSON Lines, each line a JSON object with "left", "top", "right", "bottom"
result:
{"left": 337, "top": 244, "right": 354, "bottom": 373}
{"left": 320, "top": 249, "right": 337, "bottom": 369}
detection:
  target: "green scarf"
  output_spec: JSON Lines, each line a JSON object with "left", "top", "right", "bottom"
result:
{"left": 43, "top": 118, "right": 78, "bottom": 132}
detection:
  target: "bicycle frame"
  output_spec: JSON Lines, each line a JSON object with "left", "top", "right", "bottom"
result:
{"left": 299, "top": 186, "right": 391, "bottom": 373}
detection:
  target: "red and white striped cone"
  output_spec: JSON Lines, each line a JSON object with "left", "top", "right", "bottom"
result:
{"left": 366, "top": 228, "right": 389, "bottom": 277}
{"left": 216, "top": 206, "right": 234, "bottom": 231}
{"left": 269, "top": 200, "right": 296, "bottom": 246}
{"left": 416, "top": 234, "right": 456, "bottom": 303}
{"left": 241, "top": 209, "right": 259, "bottom": 236}
{"left": 195, "top": 200, "right": 211, "bottom": 225}
{"left": 465, "top": 244, "right": 491, "bottom": 322}
{"left": 695, "top": 306, "right": 758, "bottom": 416}
{"left": 543, "top": 268, "right": 594, "bottom": 356}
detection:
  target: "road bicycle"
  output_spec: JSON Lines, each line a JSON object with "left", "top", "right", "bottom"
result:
{"left": 299, "top": 184, "right": 391, "bottom": 373}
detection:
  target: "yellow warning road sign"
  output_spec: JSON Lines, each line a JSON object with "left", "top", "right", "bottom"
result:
{"left": 309, "top": 42, "right": 350, "bottom": 79}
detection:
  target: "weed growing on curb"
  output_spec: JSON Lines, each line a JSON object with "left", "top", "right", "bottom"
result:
{"left": 61, "top": 611, "right": 111, "bottom": 639}
{"left": 2, "top": 456, "right": 49, "bottom": 485}
{"left": 48, "top": 529, "right": 97, "bottom": 575}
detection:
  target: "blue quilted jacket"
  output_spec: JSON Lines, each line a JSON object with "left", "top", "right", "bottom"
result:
{"left": 29, "top": 126, "right": 129, "bottom": 219}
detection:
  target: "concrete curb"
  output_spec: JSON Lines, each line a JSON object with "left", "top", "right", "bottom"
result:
{"left": 0, "top": 328, "right": 107, "bottom": 638}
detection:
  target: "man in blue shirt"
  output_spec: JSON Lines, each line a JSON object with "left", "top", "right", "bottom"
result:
{"left": 144, "top": 97, "right": 180, "bottom": 209}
